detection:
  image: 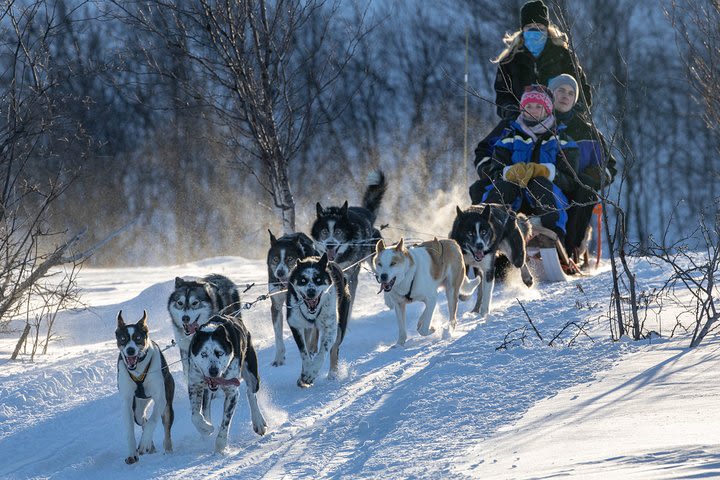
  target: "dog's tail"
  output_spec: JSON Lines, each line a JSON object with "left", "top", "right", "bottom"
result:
{"left": 362, "top": 170, "right": 387, "bottom": 221}
{"left": 327, "top": 261, "right": 351, "bottom": 340}
{"left": 516, "top": 212, "right": 532, "bottom": 241}
{"left": 459, "top": 275, "right": 481, "bottom": 297}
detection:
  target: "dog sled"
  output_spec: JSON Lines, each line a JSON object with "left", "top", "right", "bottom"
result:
{"left": 526, "top": 204, "right": 603, "bottom": 282}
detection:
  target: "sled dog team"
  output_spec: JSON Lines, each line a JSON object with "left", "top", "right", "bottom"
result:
{"left": 115, "top": 170, "right": 535, "bottom": 463}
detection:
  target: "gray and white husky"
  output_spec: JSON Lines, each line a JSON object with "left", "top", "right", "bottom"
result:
{"left": 286, "top": 253, "right": 351, "bottom": 387}
{"left": 311, "top": 170, "right": 386, "bottom": 321}
{"left": 450, "top": 204, "right": 534, "bottom": 317}
{"left": 115, "top": 310, "right": 174, "bottom": 464}
{"left": 187, "top": 314, "right": 268, "bottom": 452}
{"left": 267, "top": 230, "right": 318, "bottom": 366}
{"left": 167, "top": 274, "right": 240, "bottom": 379}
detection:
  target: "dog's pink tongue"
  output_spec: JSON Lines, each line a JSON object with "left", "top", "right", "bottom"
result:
{"left": 326, "top": 248, "right": 336, "bottom": 261}
{"left": 185, "top": 321, "right": 200, "bottom": 335}
{"left": 306, "top": 296, "right": 320, "bottom": 309}
{"left": 126, "top": 355, "right": 138, "bottom": 368}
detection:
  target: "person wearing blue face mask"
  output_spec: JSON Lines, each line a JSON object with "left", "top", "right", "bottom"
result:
{"left": 492, "top": 0, "right": 592, "bottom": 121}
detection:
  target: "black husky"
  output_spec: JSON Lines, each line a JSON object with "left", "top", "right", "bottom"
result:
{"left": 450, "top": 204, "right": 534, "bottom": 317}
{"left": 311, "top": 170, "right": 387, "bottom": 317}
{"left": 266, "top": 230, "right": 318, "bottom": 366}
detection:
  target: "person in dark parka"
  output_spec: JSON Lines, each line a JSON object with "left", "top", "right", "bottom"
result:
{"left": 548, "top": 74, "right": 617, "bottom": 260}
{"left": 493, "top": 0, "right": 592, "bottom": 120}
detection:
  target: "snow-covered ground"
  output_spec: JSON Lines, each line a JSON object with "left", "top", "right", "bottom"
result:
{"left": 1, "top": 256, "right": 718, "bottom": 479}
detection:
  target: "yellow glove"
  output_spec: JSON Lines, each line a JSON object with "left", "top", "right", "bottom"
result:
{"left": 526, "top": 163, "right": 550, "bottom": 180}
{"left": 505, "top": 163, "right": 528, "bottom": 186}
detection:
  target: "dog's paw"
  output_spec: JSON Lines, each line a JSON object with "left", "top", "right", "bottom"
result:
{"left": 124, "top": 455, "right": 139, "bottom": 464}
{"left": 418, "top": 326, "right": 436, "bottom": 336}
{"left": 297, "top": 376, "right": 313, "bottom": 388}
{"left": 442, "top": 327, "right": 453, "bottom": 340}
{"left": 192, "top": 414, "right": 214, "bottom": 436}
{"left": 271, "top": 357, "right": 285, "bottom": 367}
{"left": 326, "top": 367, "right": 342, "bottom": 381}
{"left": 214, "top": 436, "right": 228, "bottom": 453}
{"left": 253, "top": 419, "right": 269, "bottom": 436}
{"left": 137, "top": 439, "right": 156, "bottom": 455}
{"left": 393, "top": 336, "right": 407, "bottom": 347}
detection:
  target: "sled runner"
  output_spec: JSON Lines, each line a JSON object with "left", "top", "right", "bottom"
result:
{"left": 526, "top": 204, "right": 603, "bottom": 282}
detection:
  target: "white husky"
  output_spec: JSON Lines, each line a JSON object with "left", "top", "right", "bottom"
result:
{"left": 372, "top": 238, "right": 480, "bottom": 344}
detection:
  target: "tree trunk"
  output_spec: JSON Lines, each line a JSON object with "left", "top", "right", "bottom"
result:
{"left": 691, "top": 314, "right": 719, "bottom": 348}
{"left": 11, "top": 323, "right": 31, "bottom": 360}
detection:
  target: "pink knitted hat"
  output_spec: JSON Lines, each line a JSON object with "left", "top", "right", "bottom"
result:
{"left": 520, "top": 85, "right": 554, "bottom": 115}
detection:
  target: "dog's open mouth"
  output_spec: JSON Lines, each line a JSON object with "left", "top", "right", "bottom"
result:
{"left": 277, "top": 276, "right": 288, "bottom": 288}
{"left": 125, "top": 355, "right": 139, "bottom": 370}
{"left": 183, "top": 319, "right": 200, "bottom": 336}
{"left": 471, "top": 248, "right": 485, "bottom": 262}
{"left": 205, "top": 376, "right": 241, "bottom": 391}
{"left": 302, "top": 295, "right": 321, "bottom": 313}
{"left": 326, "top": 247, "right": 337, "bottom": 261}
{"left": 379, "top": 277, "right": 396, "bottom": 293}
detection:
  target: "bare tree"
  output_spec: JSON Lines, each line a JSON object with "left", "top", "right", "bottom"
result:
{"left": 0, "top": 1, "right": 102, "bottom": 354}
{"left": 647, "top": 202, "right": 720, "bottom": 347}
{"left": 111, "top": 0, "right": 370, "bottom": 233}
{"left": 645, "top": 0, "right": 720, "bottom": 348}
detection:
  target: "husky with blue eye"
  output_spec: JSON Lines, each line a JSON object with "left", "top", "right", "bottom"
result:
{"left": 266, "top": 230, "right": 318, "bottom": 366}
{"left": 167, "top": 274, "right": 240, "bottom": 379}
{"left": 187, "top": 314, "right": 268, "bottom": 452}
{"left": 285, "top": 253, "right": 351, "bottom": 387}
{"left": 115, "top": 310, "right": 174, "bottom": 464}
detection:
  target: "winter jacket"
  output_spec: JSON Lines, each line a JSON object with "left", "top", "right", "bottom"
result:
{"left": 488, "top": 121, "right": 579, "bottom": 195}
{"left": 494, "top": 42, "right": 592, "bottom": 120}
{"left": 560, "top": 113, "right": 617, "bottom": 192}
{"left": 473, "top": 119, "right": 512, "bottom": 179}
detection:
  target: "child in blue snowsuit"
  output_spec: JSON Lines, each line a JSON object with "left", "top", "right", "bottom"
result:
{"left": 482, "top": 84, "right": 578, "bottom": 241}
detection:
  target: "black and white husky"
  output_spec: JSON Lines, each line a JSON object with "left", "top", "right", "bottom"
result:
{"left": 267, "top": 230, "right": 318, "bottom": 366}
{"left": 450, "top": 204, "right": 534, "bottom": 317}
{"left": 311, "top": 170, "right": 386, "bottom": 318}
{"left": 115, "top": 310, "right": 174, "bottom": 464}
{"left": 167, "top": 274, "right": 240, "bottom": 379}
{"left": 187, "top": 314, "right": 268, "bottom": 452}
{"left": 286, "top": 253, "right": 351, "bottom": 387}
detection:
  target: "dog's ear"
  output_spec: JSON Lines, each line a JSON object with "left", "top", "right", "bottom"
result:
{"left": 456, "top": 205, "right": 463, "bottom": 217}
{"left": 268, "top": 229, "right": 277, "bottom": 245}
{"left": 340, "top": 201, "right": 349, "bottom": 216}
{"left": 174, "top": 277, "right": 184, "bottom": 288}
{"left": 395, "top": 238, "right": 405, "bottom": 252}
{"left": 116, "top": 310, "right": 125, "bottom": 329}
{"left": 316, "top": 202, "right": 324, "bottom": 217}
{"left": 318, "top": 252, "right": 329, "bottom": 271}
{"left": 481, "top": 205, "right": 491, "bottom": 221}
{"left": 137, "top": 310, "right": 148, "bottom": 331}
{"left": 375, "top": 238, "right": 386, "bottom": 253}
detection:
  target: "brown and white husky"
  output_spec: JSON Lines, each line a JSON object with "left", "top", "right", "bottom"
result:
{"left": 371, "top": 238, "right": 480, "bottom": 345}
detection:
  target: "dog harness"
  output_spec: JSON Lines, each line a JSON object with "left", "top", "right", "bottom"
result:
{"left": 403, "top": 277, "right": 415, "bottom": 302}
{"left": 128, "top": 354, "right": 152, "bottom": 399}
